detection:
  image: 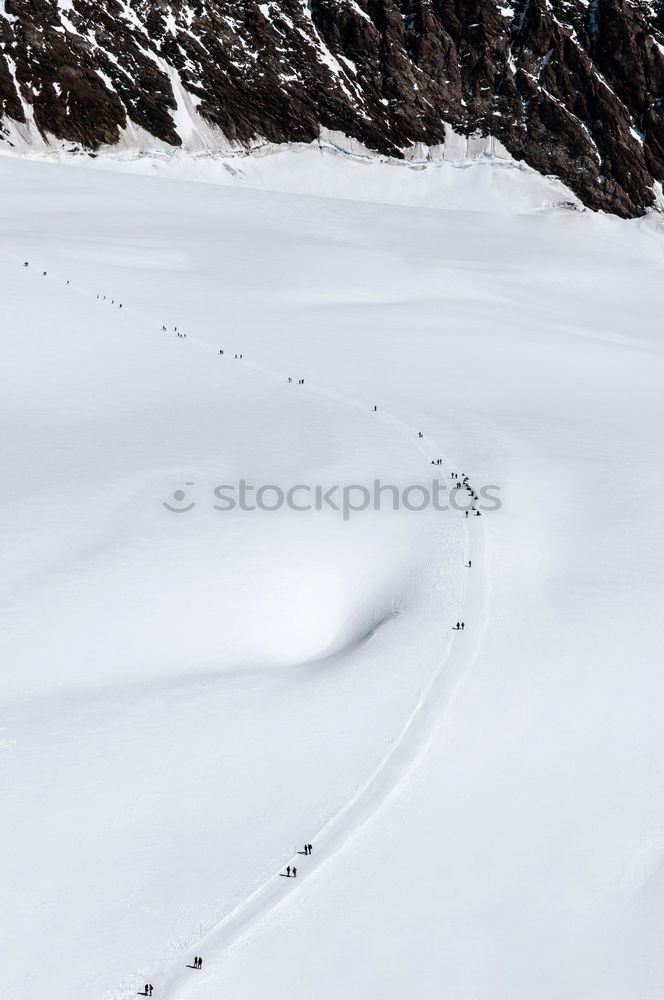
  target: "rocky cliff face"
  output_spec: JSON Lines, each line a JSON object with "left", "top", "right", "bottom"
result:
{"left": 1, "top": 0, "right": 663, "bottom": 216}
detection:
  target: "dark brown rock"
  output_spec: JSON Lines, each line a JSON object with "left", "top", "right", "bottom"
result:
{"left": 0, "top": 0, "right": 662, "bottom": 216}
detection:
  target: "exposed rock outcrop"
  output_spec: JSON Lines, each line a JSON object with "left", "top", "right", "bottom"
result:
{"left": 1, "top": 0, "right": 663, "bottom": 216}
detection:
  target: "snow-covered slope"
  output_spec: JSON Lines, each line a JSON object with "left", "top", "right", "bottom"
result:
{"left": 1, "top": 156, "right": 664, "bottom": 1000}
{"left": 3, "top": 124, "right": 585, "bottom": 214}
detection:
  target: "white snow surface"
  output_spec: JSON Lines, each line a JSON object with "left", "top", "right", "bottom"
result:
{"left": 1, "top": 150, "right": 664, "bottom": 1000}
{"left": 0, "top": 119, "right": 582, "bottom": 213}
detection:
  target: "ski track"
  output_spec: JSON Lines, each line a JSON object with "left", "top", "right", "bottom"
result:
{"left": 7, "top": 251, "right": 489, "bottom": 1000}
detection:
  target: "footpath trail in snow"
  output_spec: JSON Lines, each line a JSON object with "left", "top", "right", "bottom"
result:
{"left": 10, "top": 252, "right": 487, "bottom": 1000}
{"left": 5, "top": 156, "right": 664, "bottom": 1000}
{"left": 157, "top": 523, "right": 486, "bottom": 1000}
{"left": 3, "top": 211, "right": 481, "bottom": 1000}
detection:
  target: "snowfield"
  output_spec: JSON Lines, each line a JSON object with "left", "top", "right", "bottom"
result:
{"left": 1, "top": 147, "right": 664, "bottom": 1000}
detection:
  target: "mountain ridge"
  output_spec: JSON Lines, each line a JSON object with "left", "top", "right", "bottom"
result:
{"left": 1, "top": 0, "right": 663, "bottom": 217}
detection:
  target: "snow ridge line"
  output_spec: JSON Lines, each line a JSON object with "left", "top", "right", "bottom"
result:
{"left": 6, "top": 250, "right": 489, "bottom": 1000}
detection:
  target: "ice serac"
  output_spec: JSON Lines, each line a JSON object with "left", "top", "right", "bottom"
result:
{"left": 1, "top": 0, "right": 663, "bottom": 217}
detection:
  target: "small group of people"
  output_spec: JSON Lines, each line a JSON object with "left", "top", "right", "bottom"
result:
{"left": 450, "top": 469, "right": 482, "bottom": 517}
{"left": 287, "top": 377, "right": 305, "bottom": 384}
{"left": 155, "top": 324, "right": 188, "bottom": 338}
{"left": 284, "top": 838, "right": 316, "bottom": 877}
{"left": 30, "top": 262, "right": 127, "bottom": 301}
{"left": 93, "top": 293, "right": 121, "bottom": 307}
{"left": 283, "top": 841, "right": 315, "bottom": 877}
{"left": 192, "top": 956, "right": 203, "bottom": 969}
{"left": 451, "top": 465, "right": 476, "bottom": 621}
{"left": 142, "top": 985, "right": 154, "bottom": 996}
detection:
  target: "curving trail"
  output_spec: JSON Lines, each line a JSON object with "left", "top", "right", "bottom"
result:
{"left": 160, "top": 516, "right": 487, "bottom": 1000}
{"left": 11, "top": 254, "right": 489, "bottom": 1000}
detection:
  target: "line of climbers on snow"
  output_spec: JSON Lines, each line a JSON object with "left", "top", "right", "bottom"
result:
{"left": 139, "top": 842, "right": 315, "bottom": 994}
{"left": 22, "top": 258, "right": 476, "bottom": 999}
